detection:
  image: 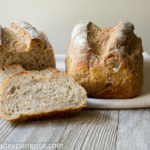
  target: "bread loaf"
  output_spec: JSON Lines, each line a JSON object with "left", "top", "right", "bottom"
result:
{"left": 65, "top": 20, "right": 143, "bottom": 99}
{"left": 0, "top": 20, "right": 55, "bottom": 70}
{"left": 0, "top": 66, "right": 87, "bottom": 121}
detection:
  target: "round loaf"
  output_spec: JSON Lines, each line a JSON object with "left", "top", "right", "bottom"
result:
{"left": 0, "top": 20, "right": 55, "bottom": 70}
{"left": 65, "top": 20, "right": 143, "bottom": 99}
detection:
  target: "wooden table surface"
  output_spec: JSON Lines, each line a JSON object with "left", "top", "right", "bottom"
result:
{"left": 0, "top": 109, "right": 150, "bottom": 150}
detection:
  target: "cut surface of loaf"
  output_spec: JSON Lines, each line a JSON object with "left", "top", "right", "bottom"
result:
{"left": 66, "top": 20, "right": 143, "bottom": 99}
{"left": 0, "top": 20, "right": 55, "bottom": 70}
{"left": 0, "top": 68, "right": 87, "bottom": 121}
{"left": 0, "top": 64, "right": 24, "bottom": 85}
{"left": 0, "top": 64, "right": 55, "bottom": 85}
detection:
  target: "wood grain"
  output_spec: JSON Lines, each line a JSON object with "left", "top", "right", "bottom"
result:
{"left": 58, "top": 110, "right": 119, "bottom": 150}
{"left": 3, "top": 119, "right": 70, "bottom": 144}
{"left": 116, "top": 109, "right": 150, "bottom": 150}
{"left": 1, "top": 110, "right": 150, "bottom": 150}
{"left": 0, "top": 118, "right": 17, "bottom": 142}
{"left": 0, "top": 110, "right": 119, "bottom": 150}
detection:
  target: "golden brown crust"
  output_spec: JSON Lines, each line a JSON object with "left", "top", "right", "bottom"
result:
{"left": 4, "top": 64, "right": 24, "bottom": 71}
{"left": 66, "top": 20, "right": 143, "bottom": 99}
{"left": 2, "top": 105, "right": 86, "bottom": 122}
{"left": 28, "top": 38, "right": 45, "bottom": 50}
{"left": 39, "top": 31, "right": 53, "bottom": 49}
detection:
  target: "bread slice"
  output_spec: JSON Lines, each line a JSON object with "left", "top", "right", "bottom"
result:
{"left": 0, "top": 68, "right": 87, "bottom": 121}
{"left": 0, "top": 64, "right": 24, "bottom": 85}
{"left": 0, "top": 20, "right": 55, "bottom": 70}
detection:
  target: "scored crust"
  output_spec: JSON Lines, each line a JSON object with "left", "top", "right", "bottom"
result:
{"left": 66, "top": 20, "right": 143, "bottom": 99}
{"left": 10, "top": 20, "right": 42, "bottom": 39}
{"left": 5, "top": 20, "right": 45, "bottom": 50}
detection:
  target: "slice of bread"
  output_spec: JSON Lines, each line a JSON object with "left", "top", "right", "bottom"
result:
{"left": 0, "top": 67, "right": 87, "bottom": 121}
{"left": 0, "top": 20, "right": 55, "bottom": 70}
{"left": 0, "top": 64, "right": 24, "bottom": 85}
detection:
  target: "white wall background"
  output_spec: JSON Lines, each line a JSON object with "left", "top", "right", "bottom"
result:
{"left": 0, "top": 0, "right": 150, "bottom": 54}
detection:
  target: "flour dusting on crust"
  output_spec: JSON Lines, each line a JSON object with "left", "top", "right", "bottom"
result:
{"left": 10, "top": 20, "right": 42, "bottom": 40}
{"left": 71, "top": 20, "right": 90, "bottom": 50}
{"left": 116, "top": 20, "right": 134, "bottom": 41}
{"left": 106, "top": 20, "right": 134, "bottom": 53}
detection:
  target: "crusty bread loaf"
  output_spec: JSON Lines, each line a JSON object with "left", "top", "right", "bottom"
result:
{"left": 65, "top": 20, "right": 143, "bottom": 99}
{"left": 0, "top": 66, "right": 87, "bottom": 121}
{"left": 0, "top": 20, "right": 55, "bottom": 70}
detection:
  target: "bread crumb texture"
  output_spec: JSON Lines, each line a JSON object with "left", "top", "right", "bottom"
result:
{"left": 0, "top": 67, "right": 87, "bottom": 121}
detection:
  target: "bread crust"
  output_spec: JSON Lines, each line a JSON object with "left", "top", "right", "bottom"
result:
{"left": 66, "top": 20, "right": 143, "bottom": 99}
{"left": 10, "top": 20, "right": 43, "bottom": 41}
{"left": 39, "top": 31, "right": 53, "bottom": 49}
{"left": 1, "top": 105, "right": 86, "bottom": 122}
{"left": 4, "top": 64, "right": 24, "bottom": 71}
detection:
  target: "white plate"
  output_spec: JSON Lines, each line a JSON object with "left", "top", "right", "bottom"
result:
{"left": 56, "top": 53, "right": 150, "bottom": 109}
